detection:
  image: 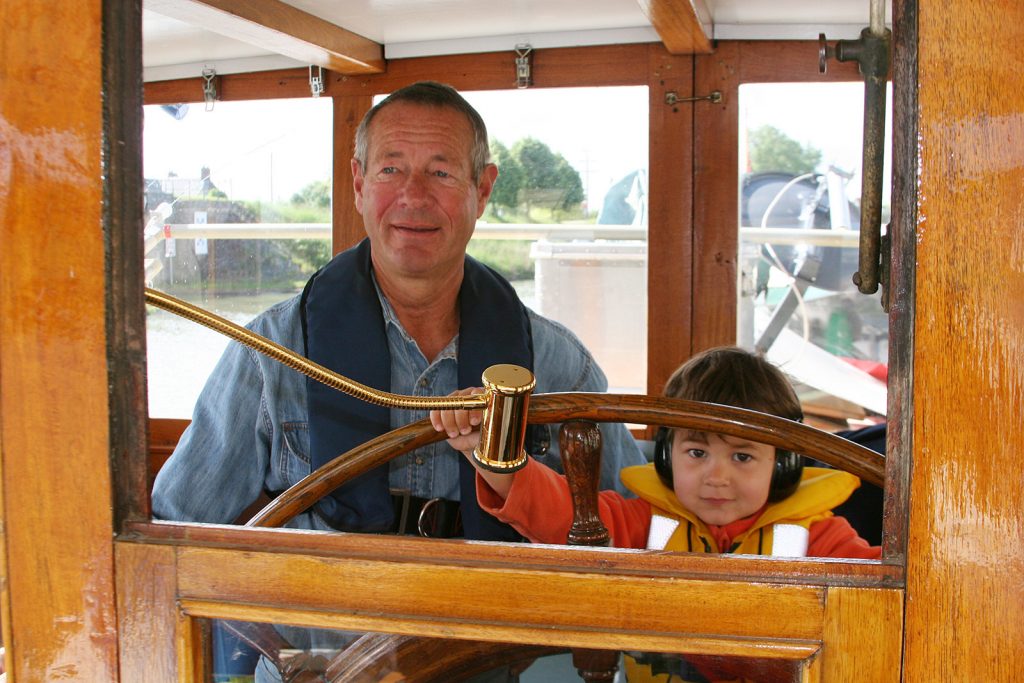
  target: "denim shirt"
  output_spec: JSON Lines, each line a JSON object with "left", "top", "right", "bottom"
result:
{"left": 152, "top": 289, "right": 646, "bottom": 530}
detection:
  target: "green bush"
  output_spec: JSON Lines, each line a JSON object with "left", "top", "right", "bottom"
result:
{"left": 466, "top": 240, "right": 534, "bottom": 281}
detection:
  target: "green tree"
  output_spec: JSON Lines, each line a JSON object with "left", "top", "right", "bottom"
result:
{"left": 290, "top": 179, "right": 331, "bottom": 208}
{"left": 747, "top": 125, "right": 822, "bottom": 175}
{"left": 551, "top": 156, "right": 584, "bottom": 210}
{"left": 510, "top": 137, "right": 584, "bottom": 220}
{"left": 489, "top": 140, "right": 525, "bottom": 215}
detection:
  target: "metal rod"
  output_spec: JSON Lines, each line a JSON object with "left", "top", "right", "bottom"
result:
{"left": 665, "top": 90, "right": 722, "bottom": 106}
{"left": 869, "top": 0, "right": 886, "bottom": 36}
{"left": 854, "top": 60, "right": 888, "bottom": 294}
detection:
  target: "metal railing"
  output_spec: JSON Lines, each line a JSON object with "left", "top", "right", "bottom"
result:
{"left": 151, "top": 222, "right": 648, "bottom": 242}
{"left": 151, "top": 222, "right": 858, "bottom": 247}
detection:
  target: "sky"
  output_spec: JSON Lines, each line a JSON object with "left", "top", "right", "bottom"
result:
{"left": 142, "top": 82, "right": 890, "bottom": 212}
{"left": 143, "top": 97, "right": 335, "bottom": 204}
{"left": 142, "top": 86, "right": 650, "bottom": 212}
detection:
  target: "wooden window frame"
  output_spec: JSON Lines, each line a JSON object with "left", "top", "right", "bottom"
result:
{"left": 141, "top": 42, "right": 905, "bottom": 545}
{"left": 128, "top": 41, "right": 909, "bottom": 679}
{"left": 143, "top": 43, "right": 692, "bottom": 400}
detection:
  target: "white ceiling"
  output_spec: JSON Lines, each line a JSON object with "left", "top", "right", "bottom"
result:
{"left": 143, "top": 0, "right": 891, "bottom": 82}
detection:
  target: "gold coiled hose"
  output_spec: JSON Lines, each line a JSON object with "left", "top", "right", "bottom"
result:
{"left": 144, "top": 287, "right": 487, "bottom": 411}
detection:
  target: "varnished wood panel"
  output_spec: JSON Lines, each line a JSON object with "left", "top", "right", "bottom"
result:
{"left": 646, "top": 46, "right": 695, "bottom": 395}
{"left": 149, "top": 418, "right": 191, "bottom": 484}
{"left": 106, "top": 0, "right": 151, "bottom": 526}
{"left": 638, "top": 0, "right": 713, "bottom": 55}
{"left": 144, "top": 68, "right": 313, "bottom": 104}
{"left": 821, "top": 587, "right": 903, "bottom": 682}
{"left": 0, "top": 1, "right": 119, "bottom": 679}
{"left": 116, "top": 543, "right": 179, "bottom": 681}
{"left": 175, "top": 546, "right": 827, "bottom": 648}
{"left": 0, "top": 385, "right": 10, "bottom": 678}
{"left": 883, "top": 0, "right": 918, "bottom": 565}
{"left": 800, "top": 652, "right": 822, "bottom": 683}
{"left": 177, "top": 609, "right": 208, "bottom": 683}
{"left": 905, "top": 0, "right": 1024, "bottom": 680}
{"left": 736, "top": 41, "right": 862, "bottom": 83}
{"left": 692, "top": 41, "right": 741, "bottom": 354}
{"left": 143, "top": 43, "right": 661, "bottom": 106}
{"left": 133, "top": 519, "right": 901, "bottom": 586}
{"left": 326, "top": 44, "right": 658, "bottom": 94}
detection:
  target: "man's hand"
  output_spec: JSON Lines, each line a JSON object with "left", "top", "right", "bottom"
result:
{"left": 429, "top": 386, "right": 484, "bottom": 455}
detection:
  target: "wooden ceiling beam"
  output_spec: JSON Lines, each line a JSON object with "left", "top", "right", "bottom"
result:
{"left": 147, "top": 0, "right": 385, "bottom": 74}
{"left": 637, "top": 0, "right": 714, "bottom": 54}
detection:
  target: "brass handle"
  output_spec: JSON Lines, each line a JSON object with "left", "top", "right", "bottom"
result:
{"left": 473, "top": 364, "right": 535, "bottom": 472}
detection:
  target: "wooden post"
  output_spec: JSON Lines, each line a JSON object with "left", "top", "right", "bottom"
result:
{"left": 0, "top": 1, "right": 122, "bottom": 679}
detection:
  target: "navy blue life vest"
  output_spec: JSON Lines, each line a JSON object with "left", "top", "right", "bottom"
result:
{"left": 301, "top": 238, "right": 532, "bottom": 541}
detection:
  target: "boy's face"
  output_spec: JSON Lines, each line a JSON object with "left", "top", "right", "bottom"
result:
{"left": 670, "top": 431, "right": 776, "bottom": 527}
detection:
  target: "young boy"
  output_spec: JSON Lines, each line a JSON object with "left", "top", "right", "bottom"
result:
{"left": 432, "top": 346, "right": 880, "bottom": 559}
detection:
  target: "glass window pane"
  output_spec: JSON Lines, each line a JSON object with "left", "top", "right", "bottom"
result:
{"left": 143, "top": 98, "right": 333, "bottom": 418}
{"left": 737, "top": 82, "right": 891, "bottom": 430}
{"left": 205, "top": 618, "right": 803, "bottom": 682}
{"left": 463, "top": 87, "right": 649, "bottom": 394}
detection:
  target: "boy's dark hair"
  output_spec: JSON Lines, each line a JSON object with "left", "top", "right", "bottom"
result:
{"left": 353, "top": 80, "right": 491, "bottom": 181}
{"left": 663, "top": 346, "right": 803, "bottom": 421}
{"left": 654, "top": 346, "right": 804, "bottom": 502}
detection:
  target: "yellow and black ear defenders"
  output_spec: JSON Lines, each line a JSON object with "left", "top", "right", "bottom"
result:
{"left": 652, "top": 425, "right": 804, "bottom": 503}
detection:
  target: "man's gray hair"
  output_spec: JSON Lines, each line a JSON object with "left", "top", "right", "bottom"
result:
{"left": 353, "top": 81, "right": 491, "bottom": 181}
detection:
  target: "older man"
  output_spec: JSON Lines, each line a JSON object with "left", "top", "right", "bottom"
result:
{"left": 152, "top": 78, "right": 647, "bottom": 683}
{"left": 152, "top": 80, "right": 645, "bottom": 539}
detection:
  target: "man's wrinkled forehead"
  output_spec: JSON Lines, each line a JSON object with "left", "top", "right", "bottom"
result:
{"left": 366, "top": 103, "right": 472, "bottom": 159}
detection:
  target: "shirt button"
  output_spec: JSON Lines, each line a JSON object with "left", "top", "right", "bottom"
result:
{"left": 415, "top": 457, "right": 424, "bottom": 465}
{"left": 418, "top": 378, "right": 428, "bottom": 388}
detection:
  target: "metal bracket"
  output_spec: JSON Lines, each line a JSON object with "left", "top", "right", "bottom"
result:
{"left": 664, "top": 90, "right": 722, "bottom": 106}
{"left": 201, "top": 67, "right": 217, "bottom": 111}
{"left": 514, "top": 44, "right": 533, "bottom": 89}
{"left": 309, "top": 65, "right": 324, "bottom": 98}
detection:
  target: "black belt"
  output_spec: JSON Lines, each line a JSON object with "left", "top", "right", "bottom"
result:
{"left": 390, "top": 490, "right": 462, "bottom": 538}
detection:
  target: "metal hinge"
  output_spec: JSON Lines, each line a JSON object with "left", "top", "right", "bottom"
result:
{"left": 664, "top": 90, "right": 722, "bottom": 106}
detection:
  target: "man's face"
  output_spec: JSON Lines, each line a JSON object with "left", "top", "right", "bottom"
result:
{"left": 352, "top": 101, "right": 497, "bottom": 282}
{"left": 671, "top": 431, "right": 776, "bottom": 527}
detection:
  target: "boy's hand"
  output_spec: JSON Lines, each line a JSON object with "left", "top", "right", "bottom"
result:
{"left": 429, "top": 387, "right": 484, "bottom": 455}
{"left": 431, "top": 387, "right": 516, "bottom": 501}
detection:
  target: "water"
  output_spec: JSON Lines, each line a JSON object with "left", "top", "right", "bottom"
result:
{"left": 146, "top": 291, "right": 296, "bottom": 418}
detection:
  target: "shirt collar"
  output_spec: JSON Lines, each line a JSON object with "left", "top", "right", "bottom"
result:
{"left": 372, "top": 270, "right": 459, "bottom": 362}
{"left": 705, "top": 504, "right": 769, "bottom": 551}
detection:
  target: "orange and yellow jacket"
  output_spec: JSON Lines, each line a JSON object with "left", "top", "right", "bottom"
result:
{"left": 477, "top": 460, "right": 879, "bottom": 559}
